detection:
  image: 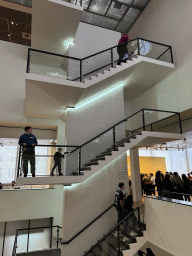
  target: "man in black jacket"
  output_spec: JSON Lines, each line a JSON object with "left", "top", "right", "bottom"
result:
{"left": 114, "top": 182, "right": 125, "bottom": 224}
{"left": 51, "top": 148, "right": 64, "bottom": 176}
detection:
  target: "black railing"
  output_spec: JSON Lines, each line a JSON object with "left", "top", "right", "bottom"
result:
{"left": 12, "top": 225, "right": 62, "bottom": 256}
{"left": 26, "top": 37, "right": 173, "bottom": 82}
{"left": 16, "top": 108, "right": 182, "bottom": 178}
{"left": 84, "top": 206, "right": 144, "bottom": 256}
{"left": 61, "top": 203, "right": 115, "bottom": 244}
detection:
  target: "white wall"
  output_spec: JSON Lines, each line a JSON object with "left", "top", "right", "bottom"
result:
{"left": 0, "top": 40, "right": 63, "bottom": 129}
{"left": 125, "top": 0, "right": 192, "bottom": 116}
{"left": 62, "top": 153, "right": 128, "bottom": 256}
{"left": 69, "top": 22, "right": 120, "bottom": 79}
{"left": 0, "top": 186, "right": 63, "bottom": 226}
{"left": 144, "top": 197, "right": 192, "bottom": 256}
{"left": 65, "top": 86, "right": 125, "bottom": 174}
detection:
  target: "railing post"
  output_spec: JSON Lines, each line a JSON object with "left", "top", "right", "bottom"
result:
{"left": 50, "top": 217, "right": 53, "bottom": 249}
{"left": 17, "top": 146, "right": 22, "bottom": 177}
{"left": 170, "top": 46, "right": 173, "bottom": 63}
{"left": 178, "top": 113, "right": 182, "bottom": 134}
{"left": 117, "top": 225, "right": 120, "bottom": 256}
{"left": 80, "top": 60, "right": 83, "bottom": 82}
{"left": 142, "top": 109, "right": 145, "bottom": 131}
{"left": 113, "top": 127, "right": 116, "bottom": 151}
{"left": 56, "top": 227, "right": 59, "bottom": 248}
{"left": 80, "top": 0, "right": 82, "bottom": 7}
{"left": 27, "top": 220, "right": 30, "bottom": 252}
{"left": 137, "top": 38, "right": 140, "bottom": 55}
{"left": 26, "top": 48, "right": 31, "bottom": 73}
{"left": 138, "top": 208, "right": 142, "bottom": 236}
{"left": 78, "top": 147, "right": 81, "bottom": 175}
{"left": 151, "top": 123, "right": 153, "bottom": 131}
{"left": 110, "top": 48, "right": 114, "bottom": 68}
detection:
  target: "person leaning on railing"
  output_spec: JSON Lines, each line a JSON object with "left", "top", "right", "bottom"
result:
{"left": 18, "top": 126, "right": 38, "bottom": 177}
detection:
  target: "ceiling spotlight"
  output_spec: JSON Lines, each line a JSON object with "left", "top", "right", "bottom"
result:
{"left": 8, "top": 34, "right": 11, "bottom": 37}
{"left": 11, "top": 21, "right": 14, "bottom": 25}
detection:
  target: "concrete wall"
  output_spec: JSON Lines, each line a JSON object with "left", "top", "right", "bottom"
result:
{"left": 125, "top": 0, "right": 192, "bottom": 116}
{"left": 65, "top": 86, "right": 125, "bottom": 174}
{"left": 62, "top": 153, "right": 128, "bottom": 256}
{"left": 144, "top": 197, "right": 192, "bottom": 256}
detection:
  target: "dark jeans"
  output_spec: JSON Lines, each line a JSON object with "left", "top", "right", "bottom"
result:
{"left": 184, "top": 195, "right": 190, "bottom": 201}
{"left": 51, "top": 161, "right": 62, "bottom": 175}
{"left": 117, "top": 44, "right": 128, "bottom": 65}
{"left": 151, "top": 185, "right": 155, "bottom": 195}
{"left": 22, "top": 153, "right": 35, "bottom": 175}
{"left": 115, "top": 206, "right": 123, "bottom": 224}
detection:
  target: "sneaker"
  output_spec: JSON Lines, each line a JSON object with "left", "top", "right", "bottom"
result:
{"left": 50, "top": 173, "right": 54, "bottom": 176}
{"left": 24, "top": 174, "right": 27, "bottom": 177}
{"left": 130, "top": 231, "right": 137, "bottom": 236}
{"left": 59, "top": 173, "right": 63, "bottom": 176}
{"left": 123, "top": 236, "right": 129, "bottom": 242}
{"left": 32, "top": 174, "right": 35, "bottom": 177}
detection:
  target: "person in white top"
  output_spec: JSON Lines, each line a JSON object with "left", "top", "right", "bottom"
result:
{"left": 150, "top": 173, "right": 156, "bottom": 195}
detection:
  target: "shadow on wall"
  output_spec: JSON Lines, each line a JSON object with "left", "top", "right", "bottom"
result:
{"left": 134, "top": 241, "right": 174, "bottom": 256}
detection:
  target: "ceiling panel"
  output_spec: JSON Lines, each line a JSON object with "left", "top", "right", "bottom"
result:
{"left": 0, "top": 30, "right": 10, "bottom": 41}
{"left": 0, "top": 18, "right": 8, "bottom": 32}
{"left": 89, "top": 0, "right": 111, "bottom": 15}
{"left": 82, "top": 11, "right": 119, "bottom": 30}
{"left": 123, "top": 7, "right": 141, "bottom": 23}
{"left": 133, "top": 0, "right": 151, "bottom": 8}
{"left": 106, "top": 1, "right": 128, "bottom": 20}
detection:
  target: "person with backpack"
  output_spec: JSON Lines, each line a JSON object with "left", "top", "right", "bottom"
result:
{"left": 114, "top": 182, "right": 125, "bottom": 224}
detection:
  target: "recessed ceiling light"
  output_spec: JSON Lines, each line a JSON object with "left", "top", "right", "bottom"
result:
{"left": 11, "top": 21, "right": 14, "bottom": 25}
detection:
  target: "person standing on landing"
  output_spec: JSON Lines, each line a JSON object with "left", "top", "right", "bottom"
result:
{"left": 51, "top": 148, "right": 64, "bottom": 176}
{"left": 117, "top": 34, "right": 130, "bottom": 65}
{"left": 19, "top": 126, "right": 38, "bottom": 177}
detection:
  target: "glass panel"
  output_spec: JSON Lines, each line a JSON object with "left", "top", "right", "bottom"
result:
{"left": 29, "top": 51, "right": 80, "bottom": 81}
{"left": 138, "top": 39, "right": 172, "bottom": 63}
{"left": 82, "top": 50, "right": 111, "bottom": 80}
{"left": 65, "top": 147, "right": 79, "bottom": 175}
{"left": 28, "top": 228, "right": 50, "bottom": 252}
{"left": 125, "top": 111, "right": 143, "bottom": 136}
{"left": 157, "top": 47, "right": 172, "bottom": 63}
{"left": 16, "top": 230, "right": 28, "bottom": 254}
{"left": 144, "top": 111, "right": 180, "bottom": 133}
{"left": 81, "top": 129, "right": 114, "bottom": 169}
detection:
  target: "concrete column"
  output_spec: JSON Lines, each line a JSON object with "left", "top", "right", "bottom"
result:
{"left": 130, "top": 148, "right": 142, "bottom": 203}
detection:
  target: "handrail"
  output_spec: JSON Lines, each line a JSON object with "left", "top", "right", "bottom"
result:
{"left": 12, "top": 225, "right": 62, "bottom": 256}
{"left": 61, "top": 203, "right": 115, "bottom": 244}
{"left": 84, "top": 206, "right": 143, "bottom": 255}
{"left": 71, "top": 108, "right": 180, "bottom": 154}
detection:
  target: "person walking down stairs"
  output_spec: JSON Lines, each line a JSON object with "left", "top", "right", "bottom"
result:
{"left": 117, "top": 34, "right": 130, "bottom": 65}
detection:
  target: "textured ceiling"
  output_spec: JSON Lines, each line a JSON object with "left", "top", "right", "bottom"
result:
{"left": 65, "top": 0, "right": 151, "bottom": 33}
{"left": 3, "top": 0, "right": 151, "bottom": 33}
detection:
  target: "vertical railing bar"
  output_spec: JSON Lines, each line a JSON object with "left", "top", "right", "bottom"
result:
{"left": 137, "top": 38, "right": 140, "bottom": 55}
{"left": 110, "top": 48, "right": 113, "bottom": 68}
{"left": 138, "top": 208, "right": 142, "bottom": 236}
{"left": 151, "top": 123, "right": 153, "bottom": 131}
{"left": 78, "top": 147, "right": 81, "bottom": 175}
{"left": 80, "top": 60, "right": 83, "bottom": 82}
{"left": 170, "top": 46, "right": 174, "bottom": 63}
{"left": 50, "top": 217, "right": 53, "bottom": 249}
{"left": 2, "top": 222, "right": 7, "bottom": 256}
{"left": 178, "top": 113, "right": 182, "bottom": 134}
{"left": 26, "top": 48, "right": 30, "bottom": 73}
{"left": 17, "top": 146, "right": 21, "bottom": 177}
{"left": 27, "top": 220, "right": 30, "bottom": 252}
{"left": 142, "top": 109, "right": 145, "bottom": 131}
{"left": 56, "top": 227, "right": 59, "bottom": 248}
{"left": 113, "top": 127, "right": 116, "bottom": 151}
{"left": 117, "top": 225, "right": 120, "bottom": 255}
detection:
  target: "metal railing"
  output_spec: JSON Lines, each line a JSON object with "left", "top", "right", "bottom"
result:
{"left": 26, "top": 37, "right": 173, "bottom": 82}
{"left": 16, "top": 108, "right": 182, "bottom": 177}
{"left": 12, "top": 225, "right": 62, "bottom": 256}
{"left": 84, "top": 206, "right": 144, "bottom": 256}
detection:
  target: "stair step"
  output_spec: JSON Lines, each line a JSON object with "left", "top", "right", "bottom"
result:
{"left": 96, "top": 152, "right": 112, "bottom": 158}
{"left": 81, "top": 166, "right": 91, "bottom": 171}
{"left": 84, "top": 162, "right": 99, "bottom": 166}
{"left": 101, "top": 239, "right": 117, "bottom": 255}
{"left": 107, "top": 233, "right": 130, "bottom": 251}
{"left": 72, "top": 171, "right": 84, "bottom": 176}
{"left": 90, "top": 157, "right": 105, "bottom": 162}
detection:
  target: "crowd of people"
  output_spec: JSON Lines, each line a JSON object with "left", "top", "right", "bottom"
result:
{"left": 141, "top": 171, "right": 192, "bottom": 201}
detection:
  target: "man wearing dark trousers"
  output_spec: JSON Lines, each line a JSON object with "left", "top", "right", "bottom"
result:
{"left": 51, "top": 148, "right": 64, "bottom": 176}
{"left": 19, "top": 126, "right": 38, "bottom": 177}
{"left": 114, "top": 182, "right": 125, "bottom": 223}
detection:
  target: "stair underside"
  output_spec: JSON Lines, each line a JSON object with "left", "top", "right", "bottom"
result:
{"left": 16, "top": 131, "right": 182, "bottom": 186}
{"left": 25, "top": 56, "right": 174, "bottom": 119}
